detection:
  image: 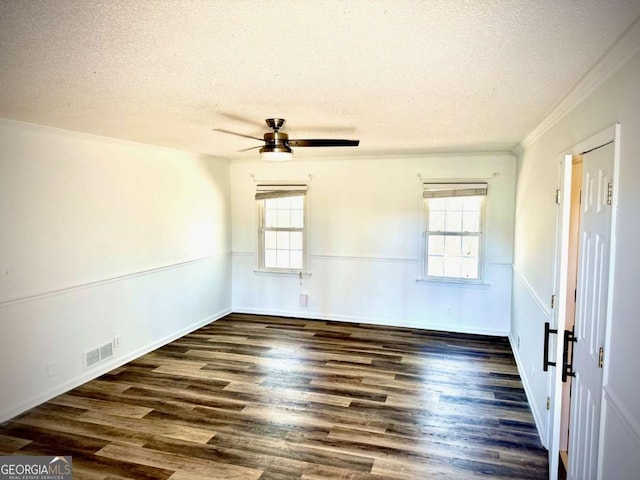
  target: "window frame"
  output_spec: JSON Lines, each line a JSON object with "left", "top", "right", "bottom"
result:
{"left": 421, "top": 183, "right": 487, "bottom": 283}
{"left": 255, "top": 184, "right": 309, "bottom": 275}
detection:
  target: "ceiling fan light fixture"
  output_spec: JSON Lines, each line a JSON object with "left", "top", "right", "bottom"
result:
{"left": 260, "top": 144, "right": 293, "bottom": 161}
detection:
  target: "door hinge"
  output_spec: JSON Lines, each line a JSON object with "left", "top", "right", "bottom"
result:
{"left": 555, "top": 189, "right": 560, "bottom": 204}
{"left": 551, "top": 294, "right": 556, "bottom": 309}
{"left": 599, "top": 347, "right": 604, "bottom": 368}
{"left": 607, "top": 183, "right": 613, "bottom": 205}
{"left": 546, "top": 397, "right": 551, "bottom": 410}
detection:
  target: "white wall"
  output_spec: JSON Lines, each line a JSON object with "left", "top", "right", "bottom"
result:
{"left": 0, "top": 120, "right": 232, "bottom": 421}
{"left": 230, "top": 153, "right": 515, "bottom": 335}
{"left": 511, "top": 37, "right": 640, "bottom": 476}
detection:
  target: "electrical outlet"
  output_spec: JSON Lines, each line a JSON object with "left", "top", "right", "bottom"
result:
{"left": 113, "top": 336, "right": 121, "bottom": 349}
{"left": 299, "top": 293, "right": 309, "bottom": 307}
{"left": 517, "top": 333, "right": 521, "bottom": 350}
{"left": 47, "top": 361, "right": 56, "bottom": 377}
{"left": 446, "top": 306, "right": 452, "bottom": 315}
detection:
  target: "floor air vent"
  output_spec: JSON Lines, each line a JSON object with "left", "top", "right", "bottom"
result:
{"left": 85, "top": 341, "right": 114, "bottom": 368}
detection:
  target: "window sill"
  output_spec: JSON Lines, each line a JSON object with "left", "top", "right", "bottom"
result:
{"left": 254, "top": 269, "right": 312, "bottom": 278}
{"left": 416, "top": 277, "right": 491, "bottom": 289}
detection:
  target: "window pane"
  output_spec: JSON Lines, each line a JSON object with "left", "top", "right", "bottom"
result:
{"left": 291, "top": 210, "right": 304, "bottom": 228}
{"left": 444, "top": 236, "right": 461, "bottom": 256}
{"left": 427, "top": 256, "right": 444, "bottom": 277}
{"left": 444, "top": 256, "right": 462, "bottom": 277}
{"left": 463, "top": 211, "right": 480, "bottom": 232}
{"left": 290, "top": 231, "right": 303, "bottom": 250}
{"left": 276, "top": 250, "right": 289, "bottom": 268}
{"left": 463, "top": 196, "right": 482, "bottom": 210}
{"left": 264, "top": 249, "right": 277, "bottom": 268}
{"left": 276, "top": 197, "right": 290, "bottom": 209}
{"left": 265, "top": 198, "right": 279, "bottom": 210}
{"left": 264, "top": 231, "right": 277, "bottom": 249}
{"left": 446, "top": 197, "right": 463, "bottom": 211}
{"left": 445, "top": 211, "right": 462, "bottom": 231}
{"left": 462, "top": 258, "right": 479, "bottom": 279}
{"left": 289, "top": 196, "right": 304, "bottom": 209}
{"left": 462, "top": 236, "right": 479, "bottom": 257}
{"left": 265, "top": 210, "right": 277, "bottom": 228}
{"left": 276, "top": 231, "right": 290, "bottom": 249}
{"left": 277, "top": 210, "right": 291, "bottom": 227}
{"left": 429, "top": 198, "right": 446, "bottom": 210}
{"left": 428, "top": 235, "right": 445, "bottom": 255}
{"left": 429, "top": 211, "right": 445, "bottom": 231}
{"left": 290, "top": 250, "right": 303, "bottom": 270}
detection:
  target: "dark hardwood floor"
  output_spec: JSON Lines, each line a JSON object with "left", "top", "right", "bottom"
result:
{"left": 0, "top": 313, "right": 548, "bottom": 479}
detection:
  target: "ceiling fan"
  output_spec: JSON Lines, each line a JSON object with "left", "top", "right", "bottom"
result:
{"left": 214, "top": 118, "right": 359, "bottom": 161}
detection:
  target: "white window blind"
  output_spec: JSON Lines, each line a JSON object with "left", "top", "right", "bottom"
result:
{"left": 255, "top": 184, "right": 308, "bottom": 201}
{"left": 422, "top": 182, "right": 488, "bottom": 199}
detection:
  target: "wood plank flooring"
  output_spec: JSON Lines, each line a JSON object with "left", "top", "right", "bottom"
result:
{"left": 0, "top": 313, "right": 548, "bottom": 479}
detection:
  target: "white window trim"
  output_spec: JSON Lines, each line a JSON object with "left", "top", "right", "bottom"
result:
{"left": 254, "top": 184, "right": 311, "bottom": 276}
{"left": 418, "top": 182, "right": 488, "bottom": 284}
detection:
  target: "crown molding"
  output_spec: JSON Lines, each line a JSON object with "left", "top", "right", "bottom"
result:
{"left": 513, "top": 17, "right": 640, "bottom": 156}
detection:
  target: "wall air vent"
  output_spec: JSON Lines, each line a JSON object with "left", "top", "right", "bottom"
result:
{"left": 85, "top": 348, "right": 100, "bottom": 368}
{"left": 85, "top": 341, "right": 114, "bottom": 369}
{"left": 100, "top": 342, "right": 113, "bottom": 361}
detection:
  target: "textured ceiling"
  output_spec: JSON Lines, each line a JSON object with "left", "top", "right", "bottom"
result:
{"left": 1, "top": 1, "right": 639, "bottom": 159}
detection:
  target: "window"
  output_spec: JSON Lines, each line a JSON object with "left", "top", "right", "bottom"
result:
{"left": 423, "top": 183, "right": 487, "bottom": 281}
{"left": 256, "top": 184, "right": 307, "bottom": 272}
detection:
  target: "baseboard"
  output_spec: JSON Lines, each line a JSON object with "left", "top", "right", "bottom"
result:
{"left": 232, "top": 307, "right": 509, "bottom": 337}
{"left": 0, "top": 307, "right": 232, "bottom": 423}
{"left": 509, "top": 332, "right": 547, "bottom": 447}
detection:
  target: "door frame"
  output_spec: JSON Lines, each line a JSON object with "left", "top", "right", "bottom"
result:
{"left": 547, "top": 123, "right": 620, "bottom": 480}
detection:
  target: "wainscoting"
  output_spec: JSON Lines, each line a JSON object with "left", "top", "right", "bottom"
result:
{"left": 0, "top": 253, "right": 231, "bottom": 422}
{"left": 232, "top": 252, "right": 513, "bottom": 336}
{"left": 0, "top": 313, "right": 548, "bottom": 479}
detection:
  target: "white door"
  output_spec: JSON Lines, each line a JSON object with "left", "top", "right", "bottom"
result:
{"left": 567, "top": 142, "right": 614, "bottom": 480}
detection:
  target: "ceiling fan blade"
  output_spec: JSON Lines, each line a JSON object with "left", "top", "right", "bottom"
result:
{"left": 218, "top": 111, "right": 263, "bottom": 127}
{"left": 213, "top": 128, "right": 263, "bottom": 141}
{"left": 291, "top": 125, "right": 356, "bottom": 134}
{"left": 288, "top": 139, "right": 360, "bottom": 147}
{"left": 237, "top": 145, "right": 262, "bottom": 152}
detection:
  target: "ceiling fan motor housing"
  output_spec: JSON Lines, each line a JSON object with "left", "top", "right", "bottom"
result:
{"left": 259, "top": 131, "right": 292, "bottom": 154}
